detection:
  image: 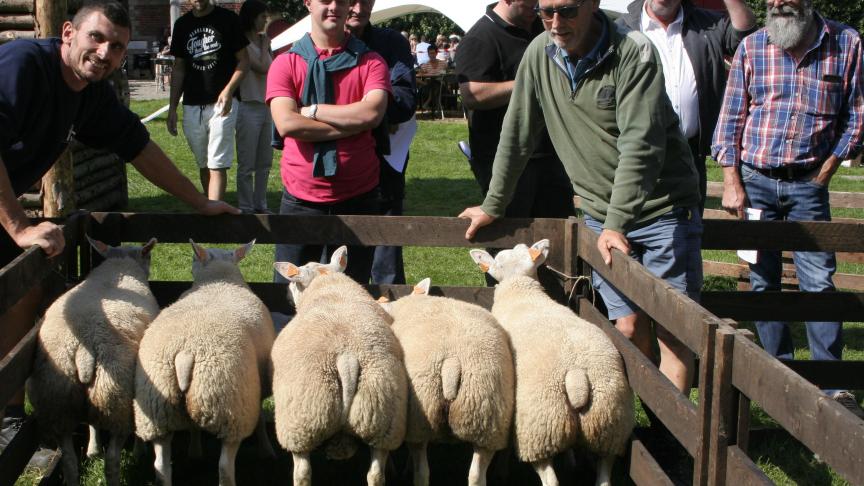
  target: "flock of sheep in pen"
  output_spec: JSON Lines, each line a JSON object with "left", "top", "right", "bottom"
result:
{"left": 26, "top": 236, "right": 635, "bottom": 486}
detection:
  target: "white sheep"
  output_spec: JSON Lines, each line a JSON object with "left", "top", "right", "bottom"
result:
{"left": 470, "top": 240, "right": 634, "bottom": 486}
{"left": 28, "top": 236, "right": 159, "bottom": 486}
{"left": 382, "top": 278, "right": 515, "bottom": 486}
{"left": 133, "top": 240, "right": 276, "bottom": 486}
{"left": 272, "top": 246, "right": 407, "bottom": 486}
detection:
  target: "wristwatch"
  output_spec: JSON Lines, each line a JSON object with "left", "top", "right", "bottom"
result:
{"left": 305, "top": 104, "right": 318, "bottom": 120}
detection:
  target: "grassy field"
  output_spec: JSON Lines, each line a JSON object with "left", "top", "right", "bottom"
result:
{"left": 16, "top": 100, "right": 863, "bottom": 485}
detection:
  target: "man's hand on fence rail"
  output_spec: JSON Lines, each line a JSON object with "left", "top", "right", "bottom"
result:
{"left": 12, "top": 221, "right": 64, "bottom": 258}
{"left": 196, "top": 200, "right": 242, "bottom": 216}
{"left": 458, "top": 206, "right": 496, "bottom": 240}
{"left": 597, "top": 229, "right": 630, "bottom": 266}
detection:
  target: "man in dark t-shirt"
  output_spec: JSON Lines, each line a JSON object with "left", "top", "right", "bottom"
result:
{"left": 168, "top": 0, "right": 249, "bottom": 201}
{"left": 0, "top": 0, "right": 237, "bottom": 444}
{"left": 455, "top": 0, "right": 573, "bottom": 220}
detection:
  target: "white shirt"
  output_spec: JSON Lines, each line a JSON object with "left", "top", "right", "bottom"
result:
{"left": 640, "top": 3, "right": 700, "bottom": 139}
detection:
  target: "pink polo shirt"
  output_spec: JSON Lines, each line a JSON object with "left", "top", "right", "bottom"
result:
{"left": 266, "top": 39, "right": 391, "bottom": 203}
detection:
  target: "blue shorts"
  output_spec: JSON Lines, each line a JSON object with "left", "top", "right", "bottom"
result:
{"left": 584, "top": 207, "right": 703, "bottom": 320}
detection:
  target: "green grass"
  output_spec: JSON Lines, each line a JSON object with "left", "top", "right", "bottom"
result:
{"left": 17, "top": 103, "right": 862, "bottom": 485}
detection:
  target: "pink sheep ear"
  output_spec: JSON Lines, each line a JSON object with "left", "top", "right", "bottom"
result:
{"left": 87, "top": 235, "right": 110, "bottom": 257}
{"left": 141, "top": 238, "right": 158, "bottom": 257}
{"left": 189, "top": 239, "right": 209, "bottom": 263}
{"left": 274, "top": 262, "right": 300, "bottom": 280}
{"left": 330, "top": 246, "right": 348, "bottom": 272}
{"left": 469, "top": 249, "right": 495, "bottom": 274}
{"left": 529, "top": 239, "right": 550, "bottom": 264}
{"left": 234, "top": 239, "right": 256, "bottom": 263}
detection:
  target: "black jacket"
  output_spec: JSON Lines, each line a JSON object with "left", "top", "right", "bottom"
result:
{"left": 617, "top": 0, "right": 756, "bottom": 156}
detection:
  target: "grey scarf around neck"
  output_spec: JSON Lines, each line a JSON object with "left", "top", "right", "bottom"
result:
{"left": 290, "top": 33, "right": 370, "bottom": 178}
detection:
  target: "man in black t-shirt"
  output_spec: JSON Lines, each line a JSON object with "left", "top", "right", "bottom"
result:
{"left": 454, "top": 0, "right": 573, "bottom": 220}
{"left": 168, "top": 0, "right": 249, "bottom": 202}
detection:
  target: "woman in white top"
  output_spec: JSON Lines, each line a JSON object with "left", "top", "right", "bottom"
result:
{"left": 235, "top": 0, "right": 273, "bottom": 213}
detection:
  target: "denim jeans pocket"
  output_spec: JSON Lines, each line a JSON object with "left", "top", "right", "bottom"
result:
{"left": 740, "top": 164, "right": 759, "bottom": 183}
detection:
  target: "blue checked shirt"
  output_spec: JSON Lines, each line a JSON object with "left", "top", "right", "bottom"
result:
{"left": 711, "top": 15, "right": 864, "bottom": 169}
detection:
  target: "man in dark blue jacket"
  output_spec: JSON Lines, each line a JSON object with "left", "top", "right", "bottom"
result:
{"left": 617, "top": 0, "right": 755, "bottom": 208}
{"left": 346, "top": 0, "right": 417, "bottom": 285}
{"left": 0, "top": 0, "right": 237, "bottom": 446}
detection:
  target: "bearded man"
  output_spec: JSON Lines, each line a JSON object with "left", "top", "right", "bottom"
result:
{"left": 712, "top": 0, "right": 864, "bottom": 417}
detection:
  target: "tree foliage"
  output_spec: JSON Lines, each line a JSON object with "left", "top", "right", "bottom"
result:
{"left": 378, "top": 13, "right": 463, "bottom": 40}
{"left": 743, "top": 0, "right": 864, "bottom": 34}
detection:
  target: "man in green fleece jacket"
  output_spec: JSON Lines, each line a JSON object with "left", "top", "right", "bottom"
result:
{"left": 460, "top": 0, "right": 702, "bottom": 393}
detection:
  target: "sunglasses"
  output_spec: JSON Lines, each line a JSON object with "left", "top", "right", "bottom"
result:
{"left": 534, "top": 1, "right": 587, "bottom": 20}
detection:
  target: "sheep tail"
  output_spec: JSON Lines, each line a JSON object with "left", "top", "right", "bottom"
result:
{"left": 75, "top": 345, "right": 96, "bottom": 385}
{"left": 441, "top": 357, "right": 461, "bottom": 401}
{"left": 564, "top": 368, "right": 591, "bottom": 411}
{"left": 335, "top": 353, "right": 359, "bottom": 424}
{"left": 174, "top": 350, "right": 195, "bottom": 393}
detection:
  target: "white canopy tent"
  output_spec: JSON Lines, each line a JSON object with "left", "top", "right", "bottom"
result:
{"left": 271, "top": 0, "right": 631, "bottom": 51}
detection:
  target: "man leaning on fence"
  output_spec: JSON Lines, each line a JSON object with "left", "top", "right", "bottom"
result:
{"left": 0, "top": 0, "right": 238, "bottom": 449}
{"left": 712, "top": 0, "right": 864, "bottom": 418}
{"left": 460, "top": 0, "right": 703, "bottom": 395}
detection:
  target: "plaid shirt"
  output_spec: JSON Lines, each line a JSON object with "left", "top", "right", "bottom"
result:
{"left": 712, "top": 16, "right": 864, "bottom": 168}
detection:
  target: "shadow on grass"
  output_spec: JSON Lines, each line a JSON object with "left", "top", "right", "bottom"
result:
{"left": 405, "top": 177, "right": 486, "bottom": 217}
{"left": 747, "top": 429, "right": 838, "bottom": 485}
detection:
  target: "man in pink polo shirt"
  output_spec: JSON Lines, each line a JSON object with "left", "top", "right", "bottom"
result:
{"left": 267, "top": 0, "right": 391, "bottom": 283}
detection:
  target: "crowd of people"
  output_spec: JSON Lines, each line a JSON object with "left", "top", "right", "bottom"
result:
{"left": 1, "top": 0, "right": 863, "bottom": 451}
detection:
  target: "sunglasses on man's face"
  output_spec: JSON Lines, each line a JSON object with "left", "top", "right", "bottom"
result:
{"left": 534, "top": 1, "right": 586, "bottom": 20}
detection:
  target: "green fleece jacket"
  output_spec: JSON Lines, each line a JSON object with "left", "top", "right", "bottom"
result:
{"left": 482, "top": 12, "right": 700, "bottom": 233}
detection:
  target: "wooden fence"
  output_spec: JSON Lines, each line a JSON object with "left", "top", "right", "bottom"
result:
{"left": 0, "top": 212, "right": 861, "bottom": 485}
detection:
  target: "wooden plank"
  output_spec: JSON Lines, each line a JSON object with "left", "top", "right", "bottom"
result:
{"left": 629, "top": 438, "right": 675, "bottom": 486}
{"left": 0, "top": 14, "right": 32, "bottom": 29}
{"left": 703, "top": 260, "right": 864, "bottom": 290}
{"left": 36, "top": 449, "right": 63, "bottom": 486}
{"left": 694, "top": 317, "right": 719, "bottom": 486}
{"left": 0, "top": 0, "right": 35, "bottom": 13}
{"left": 149, "top": 281, "right": 497, "bottom": 314}
{"left": 707, "top": 182, "right": 864, "bottom": 210}
{"left": 577, "top": 298, "right": 701, "bottom": 456}
{"left": 0, "top": 417, "right": 37, "bottom": 486}
{"left": 783, "top": 360, "right": 864, "bottom": 390}
{"left": 724, "top": 446, "right": 773, "bottom": 486}
{"left": 87, "top": 213, "right": 567, "bottom": 250}
{"left": 0, "top": 324, "right": 38, "bottom": 412}
{"left": 702, "top": 220, "right": 864, "bottom": 252}
{"left": 730, "top": 335, "right": 864, "bottom": 483}
{"left": 707, "top": 328, "right": 737, "bottom": 486}
{"left": 577, "top": 221, "right": 713, "bottom": 353}
{"left": 701, "top": 291, "right": 864, "bottom": 322}
{"left": 702, "top": 260, "right": 746, "bottom": 278}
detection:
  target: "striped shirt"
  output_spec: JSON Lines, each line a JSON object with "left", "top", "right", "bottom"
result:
{"left": 711, "top": 15, "right": 863, "bottom": 169}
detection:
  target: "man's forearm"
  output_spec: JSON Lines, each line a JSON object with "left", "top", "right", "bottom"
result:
{"left": 0, "top": 160, "right": 32, "bottom": 240}
{"left": 169, "top": 59, "right": 186, "bottom": 109}
{"left": 460, "top": 81, "right": 514, "bottom": 110}
{"left": 724, "top": 0, "right": 756, "bottom": 31}
{"left": 310, "top": 94, "right": 387, "bottom": 132}
{"left": 275, "top": 111, "right": 363, "bottom": 142}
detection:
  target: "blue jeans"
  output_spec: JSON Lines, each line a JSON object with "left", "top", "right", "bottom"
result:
{"left": 583, "top": 207, "right": 703, "bottom": 320}
{"left": 741, "top": 165, "right": 843, "bottom": 393}
{"left": 274, "top": 189, "right": 381, "bottom": 285}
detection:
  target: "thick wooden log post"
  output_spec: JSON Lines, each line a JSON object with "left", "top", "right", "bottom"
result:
{"left": 0, "top": 0, "right": 35, "bottom": 13}
{"left": 36, "top": 0, "right": 72, "bottom": 217}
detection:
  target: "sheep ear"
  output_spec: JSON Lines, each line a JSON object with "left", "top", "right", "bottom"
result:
{"left": 469, "top": 249, "right": 495, "bottom": 274}
{"left": 235, "top": 239, "right": 256, "bottom": 263}
{"left": 330, "top": 246, "right": 348, "bottom": 273}
{"left": 529, "top": 239, "right": 550, "bottom": 265}
{"left": 190, "top": 239, "right": 209, "bottom": 263}
{"left": 141, "top": 238, "right": 158, "bottom": 257}
{"left": 377, "top": 296, "right": 390, "bottom": 303}
{"left": 412, "top": 278, "right": 431, "bottom": 295}
{"left": 87, "top": 235, "right": 110, "bottom": 257}
{"left": 274, "top": 262, "right": 300, "bottom": 280}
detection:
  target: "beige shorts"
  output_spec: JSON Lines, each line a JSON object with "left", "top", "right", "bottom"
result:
{"left": 182, "top": 102, "right": 237, "bottom": 170}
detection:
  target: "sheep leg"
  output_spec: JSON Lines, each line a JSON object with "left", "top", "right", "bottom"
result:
{"left": 188, "top": 428, "right": 203, "bottom": 458}
{"left": 468, "top": 447, "right": 494, "bottom": 486}
{"left": 59, "top": 434, "right": 79, "bottom": 486}
{"left": 532, "top": 459, "right": 559, "bottom": 486}
{"left": 255, "top": 412, "right": 275, "bottom": 458}
{"left": 86, "top": 425, "right": 102, "bottom": 458}
{"left": 408, "top": 442, "right": 429, "bottom": 486}
{"left": 366, "top": 447, "right": 389, "bottom": 486}
{"left": 218, "top": 440, "right": 240, "bottom": 486}
{"left": 595, "top": 455, "right": 614, "bottom": 486}
{"left": 153, "top": 434, "right": 173, "bottom": 486}
{"left": 291, "top": 451, "right": 312, "bottom": 486}
{"left": 104, "top": 433, "right": 126, "bottom": 486}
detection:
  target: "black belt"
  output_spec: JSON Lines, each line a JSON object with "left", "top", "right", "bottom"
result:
{"left": 750, "top": 164, "right": 818, "bottom": 181}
